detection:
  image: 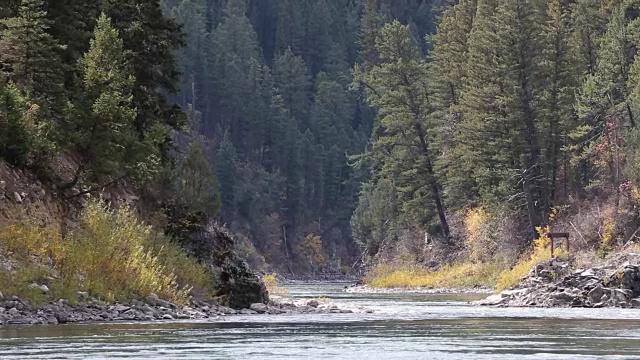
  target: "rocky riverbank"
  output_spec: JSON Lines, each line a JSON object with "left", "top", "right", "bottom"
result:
{"left": 0, "top": 291, "right": 371, "bottom": 326}
{"left": 476, "top": 254, "right": 640, "bottom": 308}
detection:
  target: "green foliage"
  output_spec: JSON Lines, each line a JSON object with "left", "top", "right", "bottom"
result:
{"left": 176, "top": 143, "right": 220, "bottom": 217}
{"left": 0, "top": 0, "right": 65, "bottom": 115}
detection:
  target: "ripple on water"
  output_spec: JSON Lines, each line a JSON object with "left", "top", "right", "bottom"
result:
{"left": 2, "top": 283, "right": 640, "bottom": 359}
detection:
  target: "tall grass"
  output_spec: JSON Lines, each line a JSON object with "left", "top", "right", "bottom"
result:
{"left": 0, "top": 200, "right": 213, "bottom": 305}
{"left": 367, "top": 261, "right": 502, "bottom": 289}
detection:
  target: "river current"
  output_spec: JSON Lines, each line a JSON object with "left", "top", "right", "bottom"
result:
{"left": 2, "top": 282, "right": 640, "bottom": 359}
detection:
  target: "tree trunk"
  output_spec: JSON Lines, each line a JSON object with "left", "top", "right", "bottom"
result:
{"left": 413, "top": 122, "right": 451, "bottom": 239}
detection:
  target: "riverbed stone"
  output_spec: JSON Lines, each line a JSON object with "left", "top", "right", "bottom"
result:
{"left": 54, "top": 311, "right": 70, "bottom": 324}
{"left": 306, "top": 299, "right": 319, "bottom": 308}
{"left": 250, "top": 303, "right": 267, "bottom": 313}
{"left": 162, "top": 314, "right": 174, "bottom": 320}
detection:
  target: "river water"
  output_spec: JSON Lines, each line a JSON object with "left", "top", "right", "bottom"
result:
{"left": 2, "top": 283, "right": 640, "bottom": 359}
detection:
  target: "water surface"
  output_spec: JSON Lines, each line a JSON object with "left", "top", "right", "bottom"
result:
{"left": 2, "top": 283, "right": 640, "bottom": 359}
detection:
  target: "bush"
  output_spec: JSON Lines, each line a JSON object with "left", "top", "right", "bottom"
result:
{"left": 262, "top": 273, "right": 288, "bottom": 297}
{"left": 494, "top": 225, "right": 566, "bottom": 292}
{"left": 0, "top": 200, "right": 213, "bottom": 305}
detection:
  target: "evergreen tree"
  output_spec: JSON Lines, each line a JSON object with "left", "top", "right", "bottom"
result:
{"left": 357, "top": 20, "right": 450, "bottom": 240}
{"left": 216, "top": 132, "right": 238, "bottom": 223}
{"left": 70, "top": 13, "right": 139, "bottom": 181}
{"left": 176, "top": 142, "right": 221, "bottom": 216}
{"left": 273, "top": 48, "right": 311, "bottom": 129}
{"left": 0, "top": 0, "right": 65, "bottom": 116}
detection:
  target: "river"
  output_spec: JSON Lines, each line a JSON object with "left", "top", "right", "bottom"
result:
{"left": 2, "top": 282, "right": 640, "bottom": 359}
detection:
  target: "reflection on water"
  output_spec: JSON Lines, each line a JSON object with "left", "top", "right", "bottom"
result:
{"left": 1, "top": 283, "right": 640, "bottom": 359}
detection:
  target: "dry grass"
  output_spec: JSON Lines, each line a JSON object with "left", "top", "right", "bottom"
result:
{"left": 0, "top": 200, "right": 213, "bottom": 305}
{"left": 366, "top": 261, "right": 503, "bottom": 289}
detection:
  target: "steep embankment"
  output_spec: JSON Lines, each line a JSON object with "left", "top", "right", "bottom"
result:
{"left": 478, "top": 254, "right": 640, "bottom": 308}
{"left": 0, "top": 158, "right": 269, "bottom": 325}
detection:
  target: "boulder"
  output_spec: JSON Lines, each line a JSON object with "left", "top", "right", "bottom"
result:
{"left": 54, "top": 311, "right": 70, "bottom": 324}
{"left": 306, "top": 299, "right": 320, "bottom": 308}
{"left": 587, "top": 285, "right": 607, "bottom": 304}
{"left": 249, "top": 303, "right": 268, "bottom": 313}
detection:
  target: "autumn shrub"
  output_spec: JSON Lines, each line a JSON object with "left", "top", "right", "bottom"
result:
{"left": 464, "top": 207, "right": 496, "bottom": 262}
{"left": 0, "top": 200, "right": 212, "bottom": 305}
{"left": 494, "top": 225, "right": 568, "bottom": 292}
{"left": 262, "top": 273, "right": 289, "bottom": 297}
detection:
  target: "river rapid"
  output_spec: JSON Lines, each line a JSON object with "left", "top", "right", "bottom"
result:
{"left": 2, "top": 282, "right": 640, "bottom": 359}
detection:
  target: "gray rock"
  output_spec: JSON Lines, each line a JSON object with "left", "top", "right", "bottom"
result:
{"left": 340, "top": 309, "right": 354, "bottom": 314}
{"left": 0, "top": 181, "right": 5, "bottom": 190}
{"left": 13, "top": 192, "right": 22, "bottom": 203}
{"left": 239, "top": 309, "right": 257, "bottom": 315}
{"left": 8, "top": 316, "right": 34, "bottom": 325}
{"left": 162, "top": 314, "right": 174, "bottom": 320}
{"left": 45, "top": 316, "right": 58, "bottom": 325}
{"left": 0, "top": 291, "right": 3, "bottom": 301}
{"left": 113, "top": 305, "right": 131, "bottom": 313}
{"left": 587, "top": 285, "right": 606, "bottom": 304}
{"left": 54, "top": 312, "right": 70, "bottom": 324}
{"left": 77, "top": 291, "right": 89, "bottom": 300}
{"left": 249, "top": 303, "right": 268, "bottom": 313}
{"left": 306, "top": 299, "right": 320, "bottom": 308}
{"left": 39, "top": 285, "right": 49, "bottom": 293}
{"left": 7, "top": 307, "right": 20, "bottom": 316}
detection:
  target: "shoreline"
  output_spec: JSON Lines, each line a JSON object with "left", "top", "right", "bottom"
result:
{"left": 0, "top": 292, "right": 373, "bottom": 326}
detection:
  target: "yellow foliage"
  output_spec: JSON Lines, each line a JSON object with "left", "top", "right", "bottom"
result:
{"left": 0, "top": 200, "right": 212, "bottom": 305}
{"left": 599, "top": 209, "right": 615, "bottom": 257}
{"left": 367, "top": 261, "right": 502, "bottom": 288}
{"left": 262, "top": 273, "right": 289, "bottom": 297}
{"left": 464, "top": 207, "right": 492, "bottom": 261}
{"left": 298, "top": 233, "right": 326, "bottom": 269}
{"left": 494, "top": 225, "right": 565, "bottom": 292}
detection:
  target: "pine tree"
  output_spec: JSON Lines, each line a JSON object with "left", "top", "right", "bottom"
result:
{"left": 273, "top": 48, "right": 311, "bottom": 129}
{"left": 71, "top": 13, "right": 138, "bottom": 180}
{"left": 176, "top": 142, "right": 221, "bottom": 216}
{"left": 216, "top": 132, "right": 238, "bottom": 223}
{"left": 538, "top": 0, "right": 579, "bottom": 207}
{"left": 359, "top": 20, "right": 450, "bottom": 240}
{"left": 305, "top": 0, "right": 333, "bottom": 75}
{"left": 0, "top": 0, "right": 65, "bottom": 116}
{"left": 275, "top": 0, "right": 306, "bottom": 57}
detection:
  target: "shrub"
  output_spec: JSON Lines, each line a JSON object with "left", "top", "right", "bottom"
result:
{"left": 494, "top": 225, "right": 566, "bottom": 292}
{"left": 262, "top": 273, "right": 289, "bottom": 297}
{"left": 0, "top": 200, "right": 212, "bottom": 305}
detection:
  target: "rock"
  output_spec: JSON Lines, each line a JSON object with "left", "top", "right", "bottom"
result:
{"left": 77, "top": 291, "right": 89, "bottom": 300}
{"left": 238, "top": 309, "right": 257, "bottom": 315}
{"left": 113, "top": 305, "right": 131, "bottom": 313}
{"left": 0, "top": 181, "right": 5, "bottom": 190}
{"left": 5, "top": 300, "right": 16, "bottom": 309}
{"left": 28, "top": 283, "right": 39, "bottom": 291}
{"left": 45, "top": 316, "right": 58, "bottom": 325}
{"left": 340, "top": 309, "right": 354, "bottom": 314}
{"left": 13, "top": 192, "right": 22, "bottom": 203}
{"left": 587, "top": 285, "right": 606, "bottom": 304}
{"left": 39, "top": 285, "right": 49, "bottom": 293}
{"left": 249, "top": 303, "right": 268, "bottom": 313}
{"left": 54, "top": 312, "right": 70, "bottom": 324}
{"left": 146, "top": 293, "right": 160, "bottom": 306}
{"left": 7, "top": 307, "right": 20, "bottom": 316}
{"left": 8, "top": 316, "right": 34, "bottom": 325}
{"left": 0, "top": 291, "right": 3, "bottom": 301}
{"left": 162, "top": 314, "right": 174, "bottom": 320}
{"left": 306, "top": 299, "right": 320, "bottom": 308}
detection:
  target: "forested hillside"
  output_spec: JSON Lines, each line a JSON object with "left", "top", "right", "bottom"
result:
{"left": 3, "top": 0, "right": 640, "bottom": 281}
{"left": 159, "top": 0, "right": 444, "bottom": 273}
